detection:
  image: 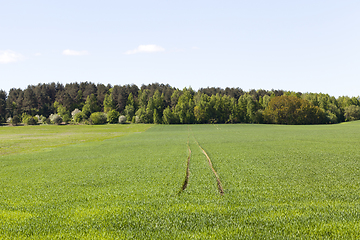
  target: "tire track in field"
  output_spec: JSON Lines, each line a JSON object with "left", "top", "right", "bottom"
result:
{"left": 179, "top": 129, "right": 192, "bottom": 194}
{"left": 179, "top": 140, "right": 191, "bottom": 193}
{"left": 193, "top": 136, "right": 224, "bottom": 195}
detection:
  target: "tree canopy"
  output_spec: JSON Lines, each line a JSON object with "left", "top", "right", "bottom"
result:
{"left": 1, "top": 82, "right": 359, "bottom": 125}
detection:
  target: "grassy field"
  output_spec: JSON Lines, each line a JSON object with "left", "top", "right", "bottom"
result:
{"left": 1, "top": 122, "right": 360, "bottom": 239}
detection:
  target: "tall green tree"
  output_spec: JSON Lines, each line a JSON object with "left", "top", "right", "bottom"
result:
{"left": 103, "top": 89, "right": 115, "bottom": 113}
{"left": 174, "top": 88, "right": 195, "bottom": 124}
{"left": 162, "top": 106, "right": 176, "bottom": 124}
{"left": 237, "top": 93, "right": 258, "bottom": 123}
{"left": 82, "top": 94, "right": 100, "bottom": 118}
{"left": 54, "top": 101, "right": 71, "bottom": 122}
{"left": 0, "top": 90, "right": 7, "bottom": 123}
{"left": 194, "top": 93, "right": 211, "bottom": 123}
{"left": 124, "top": 93, "right": 136, "bottom": 121}
{"left": 22, "top": 86, "right": 37, "bottom": 115}
{"left": 152, "top": 90, "right": 164, "bottom": 124}
{"left": 344, "top": 105, "right": 360, "bottom": 121}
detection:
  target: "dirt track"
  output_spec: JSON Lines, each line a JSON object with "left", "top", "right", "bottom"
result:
{"left": 179, "top": 128, "right": 224, "bottom": 195}
{"left": 180, "top": 140, "right": 191, "bottom": 193}
{"left": 194, "top": 138, "right": 224, "bottom": 195}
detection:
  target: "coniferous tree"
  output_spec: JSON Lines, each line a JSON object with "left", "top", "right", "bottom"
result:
{"left": 0, "top": 90, "right": 7, "bottom": 123}
{"left": 22, "top": 86, "right": 37, "bottom": 115}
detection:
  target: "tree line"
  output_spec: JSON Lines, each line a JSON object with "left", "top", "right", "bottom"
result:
{"left": 0, "top": 82, "right": 359, "bottom": 125}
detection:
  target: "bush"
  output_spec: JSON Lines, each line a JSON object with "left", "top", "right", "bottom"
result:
{"left": 119, "top": 115, "right": 127, "bottom": 124}
{"left": 35, "top": 115, "right": 45, "bottom": 124}
{"left": 44, "top": 117, "right": 51, "bottom": 124}
{"left": 74, "top": 112, "right": 86, "bottom": 123}
{"left": 52, "top": 115, "right": 63, "bottom": 125}
{"left": 107, "top": 110, "right": 120, "bottom": 124}
{"left": 21, "top": 113, "right": 31, "bottom": 124}
{"left": 62, "top": 114, "right": 71, "bottom": 123}
{"left": 41, "top": 116, "right": 47, "bottom": 124}
{"left": 49, "top": 114, "right": 56, "bottom": 122}
{"left": 135, "top": 116, "right": 140, "bottom": 124}
{"left": 90, "top": 112, "right": 107, "bottom": 125}
{"left": 11, "top": 116, "right": 20, "bottom": 126}
{"left": 71, "top": 108, "right": 81, "bottom": 118}
{"left": 24, "top": 117, "right": 37, "bottom": 125}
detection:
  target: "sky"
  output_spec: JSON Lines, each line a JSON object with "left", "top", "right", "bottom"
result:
{"left": 1, "top": 0, "right": 359, "bottom": 97}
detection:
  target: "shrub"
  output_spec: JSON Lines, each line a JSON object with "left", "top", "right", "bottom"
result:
{"left": 45, "top": 117, "right": 51, "bottom": 124}
{"left": 41, "top": 116, "right": 47, "bottom": 124}
{"left": 119, "top": 115, "right": 127, "bottom": 124}
{"left": 62, "top": 114, "right": 71, "bottom": 123}
{"left": 74, "top": 112, "right": 86, "bottom": 123}
{"left": 24, "top": 117, "right": 37, "bottom": 125}
{"left": 35, "top": 115, "right": 45, "bottom": 123}
{"left": 107, "top": 110, "right": 120, "bottom": 124}
{"left": 90, "top": 112, "right": 107, "bottom": 125}
{"left": 11, "top": 116, "right": 20, "bottom": 126}
{"left": 52, "top": 115, "right": 63, "bottom": 125}
{"left": 71, "top": 108, "right": 81, "bottom": 118}
{"left": 21, "top": 113, "right": 31, "bottom": 124}
{"left": 135, "top": 116, "right": 140, "bottom": 124}
{"left": 49, "top": 114, "right": 56, "bottom": 122}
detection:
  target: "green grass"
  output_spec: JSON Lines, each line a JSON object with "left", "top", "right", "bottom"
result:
{"left": 0, "top": 124, "right": 151, "bottom": 155}
{"left": 1, "top": 122, "right": 360, "bottom": 239}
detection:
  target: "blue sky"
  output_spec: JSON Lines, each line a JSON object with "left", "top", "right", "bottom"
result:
{"left": 1, "top": 0, "right": 359, "bottom": 97}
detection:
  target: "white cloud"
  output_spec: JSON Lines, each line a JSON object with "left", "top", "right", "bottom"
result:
{"left": 34, "top": 53, "right": 42, "bottom": 56}
{"left": 192, "top": 46, "right": 199, "bottom": 50}
{"left": 62, "top": 49, "right": 89, "bottom": 56}
{"left": 125, "top": 45, "right": 165, "bottom": 55}
{"left": 0, "top": 50, "right": 24, "bottom": 64}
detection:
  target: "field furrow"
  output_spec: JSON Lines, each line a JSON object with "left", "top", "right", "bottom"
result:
{"left": 179, "top": 139, "right": 191, "bottom": 193}
{"left": 194, "top": 136, "right": 224, "bottom": 195}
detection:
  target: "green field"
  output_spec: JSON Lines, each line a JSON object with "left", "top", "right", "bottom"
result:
{"left": 1, "top": 122, "right": 360, "bottom": 239}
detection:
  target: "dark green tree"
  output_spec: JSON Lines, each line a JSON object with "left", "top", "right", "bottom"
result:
{"left": 22, "top": 86, "right": 37, "bottom": 115}
{"left": 0, "top": 90, "right": 7, "bottom": 123}
{"left": 264, "top": 95, "right": 326, "bottom": 124}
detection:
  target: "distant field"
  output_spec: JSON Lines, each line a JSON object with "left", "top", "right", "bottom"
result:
{"left": 0, "top": 124, "right": 151, "bottom": 155}
{"left": 1, "top": 122, "right": 360, "bottom": 239}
